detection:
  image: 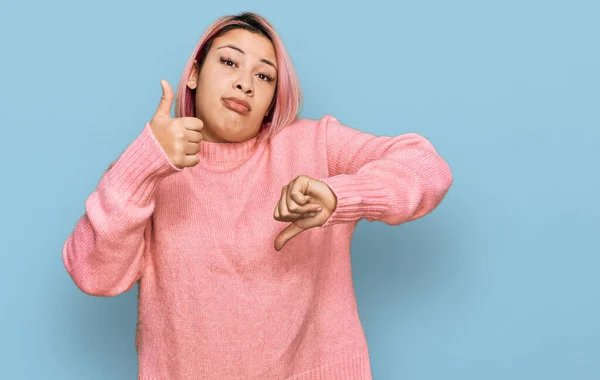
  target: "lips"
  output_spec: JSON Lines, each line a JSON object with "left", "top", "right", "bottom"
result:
{"left": 222, "top": 97, "right": 251, "bottom": 115}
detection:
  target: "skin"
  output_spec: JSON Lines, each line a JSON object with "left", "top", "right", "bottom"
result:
{"left": 104, "top": 29, "right": 337, "bottom": 251}
{"left": 186, "top": 28, "right": 278, "bottom": 143}
{"left": 184, "top": 28, "right": 337, "bottom": 250}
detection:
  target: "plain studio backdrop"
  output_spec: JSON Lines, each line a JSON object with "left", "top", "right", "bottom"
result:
{"left": 1, "top": 1, "right": 598, "bottom": 379}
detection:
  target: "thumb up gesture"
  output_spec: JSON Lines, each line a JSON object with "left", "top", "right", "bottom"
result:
{"left": 150, "top": 80, "right": 205, "bottom": 169}
{"left": 273, "top": 175, "right": 337, "bottom": 251}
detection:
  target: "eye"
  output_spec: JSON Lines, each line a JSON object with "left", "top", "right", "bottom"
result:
{"left": 220, "top": 57, "right": 237, "bottom": 67}
{"left": 257, "top": 73, "right": 274, "bottom": 82}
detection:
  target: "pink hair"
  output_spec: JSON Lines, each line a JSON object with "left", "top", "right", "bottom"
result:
{"left": 174, "top": 12, "right": 303, "bottom": 144}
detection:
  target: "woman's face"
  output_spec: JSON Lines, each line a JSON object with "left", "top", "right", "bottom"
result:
{"left": 187, "top": 28, "right": 278, "bottom": 143}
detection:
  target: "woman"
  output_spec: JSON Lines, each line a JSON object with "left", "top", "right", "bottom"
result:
{"left": 63, "top": 11, "right": 453, "bottom": 380}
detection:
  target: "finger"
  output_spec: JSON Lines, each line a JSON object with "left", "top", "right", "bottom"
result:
{"left": 287, "top": 201, "right": 322, "bottom": 215}
{"left": 287, "top": 179, "right": 320, "bottom": 214}
{"left": 184, "top": 142, "right": 200, "bottom": 155}
{"left": 290, "top": 177, "right": 311, "bottom": 204}
{"left": 154, "top": 80, "right": 174, "bottom": 118}
{"left": 180, "top": 117, "right": 204, "bottom": 132}
{"left": 278, "top": 186, "right": 307, "bottom": 221}
{"left": 186, "top": 130, "right": 203, "bottom": 143}
{"left": 275, "top": 210, "right": 314, "bottom": 222}
{"left": 275, "top": 223, "right": 306, "bottom": 251}
{"left": 285, "top": 182, "right": 295, "bottom": 210}
{"left": 276, "top": 185, "right": 321, "bottom": 222}
{"left": 277, "top": 185, "right": 295, "bottom": 220}
{"left": 181, "top": 154, "right": 200, "bottom": 168}
{"left": 289, "top": 176, "right": 311, "bottom": 205}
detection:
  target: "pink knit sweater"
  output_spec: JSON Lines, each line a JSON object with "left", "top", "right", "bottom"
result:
{"left": 63, "top": 114, "right": 453, "bottom": 379}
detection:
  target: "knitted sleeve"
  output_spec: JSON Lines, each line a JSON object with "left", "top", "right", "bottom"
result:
{"left": 318, "top": 115, "right": 453, "bottom": 227}
{"left": 62, "top": 123, "right": 181, "bottom": 296}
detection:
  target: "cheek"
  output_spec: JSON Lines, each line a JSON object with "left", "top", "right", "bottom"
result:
{"left": 257, "top": 87, "right": 276, "bottom": 113}
{"left": 198, "top": 65, "right": 229, "bottom": 95}
{"left": 196, "top": 80, "right": 225, "bottom": 110}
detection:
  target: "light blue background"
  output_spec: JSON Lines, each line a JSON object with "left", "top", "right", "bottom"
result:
{"left": 1, "top": 0, "right": 598, "bottom": 379}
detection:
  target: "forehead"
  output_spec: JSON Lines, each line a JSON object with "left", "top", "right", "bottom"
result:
{"left": 212, "top": 28, "right": 277, "bottom": 63}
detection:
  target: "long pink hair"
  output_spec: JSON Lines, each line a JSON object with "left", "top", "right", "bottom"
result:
{"left": 175, "top": 12, "right": 303, "bottom": 144}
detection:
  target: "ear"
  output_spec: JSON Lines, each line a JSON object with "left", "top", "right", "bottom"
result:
{"left": 187, "top": 60, "right": 199, "bottom": 90}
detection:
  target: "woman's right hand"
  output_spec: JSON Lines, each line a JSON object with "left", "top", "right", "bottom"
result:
{"left": 149, "top": 80, "right": 204, "bottom": 169}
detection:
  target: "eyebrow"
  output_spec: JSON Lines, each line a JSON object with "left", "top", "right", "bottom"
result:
{"left": 217, "top": 44, "right": 278, "bottom": 71}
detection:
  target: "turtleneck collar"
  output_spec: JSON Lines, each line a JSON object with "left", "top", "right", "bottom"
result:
{"left": 196, "top": 135, "right": 259, "bottom": 164}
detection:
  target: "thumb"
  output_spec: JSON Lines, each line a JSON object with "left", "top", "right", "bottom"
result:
{"left": 154, "top": 80, "right": 174, "bottom": 118}
{"left": 274, "top": 223, "right": 305, "bottom": 251}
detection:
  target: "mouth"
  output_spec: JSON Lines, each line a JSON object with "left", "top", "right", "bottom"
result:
{"left": 222, "top": 97, "right": 251, "bottom": 115}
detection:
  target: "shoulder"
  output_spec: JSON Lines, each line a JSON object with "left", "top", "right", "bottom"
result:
{"left": 270, "top": 114, "right": 340, "bottom": 142}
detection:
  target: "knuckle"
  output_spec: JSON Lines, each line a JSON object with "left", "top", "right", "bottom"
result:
{"left": 174, "top": 131, "right": 185, "bottom": 140}
{"left": 173, "top": 141, "right": 184, "bottom": 153}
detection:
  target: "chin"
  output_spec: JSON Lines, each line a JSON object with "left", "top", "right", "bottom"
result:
{"left": 211, "top": 123, "right": 259, "bottom": 143}
{"left": 198, "top": 104, "right": 261, "bottom": 142}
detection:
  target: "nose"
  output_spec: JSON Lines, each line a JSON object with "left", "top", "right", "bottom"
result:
{"left": 233, "top": 74, "right": 254, "bottom": 95}
{"left": 235, "top": 83, "right": 252, "bottom": 95}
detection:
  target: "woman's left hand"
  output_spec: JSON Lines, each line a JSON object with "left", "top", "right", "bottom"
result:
{"left": 273, "top": 175, "right": 337, "bottom": 251}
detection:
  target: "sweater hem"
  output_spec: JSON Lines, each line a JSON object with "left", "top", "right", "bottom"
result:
{"left": 138, "top": 350, "right": 371, "bottom": 380}
{"left": 287, "top": 350, "right": 372, "bottom": 380}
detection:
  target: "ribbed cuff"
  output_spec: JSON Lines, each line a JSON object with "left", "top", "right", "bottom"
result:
{"left": 102, "top": 122, "right": 182, "bottom": 205}
{"left": 319, "top": 174, "right": 391, "bottom": 228}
